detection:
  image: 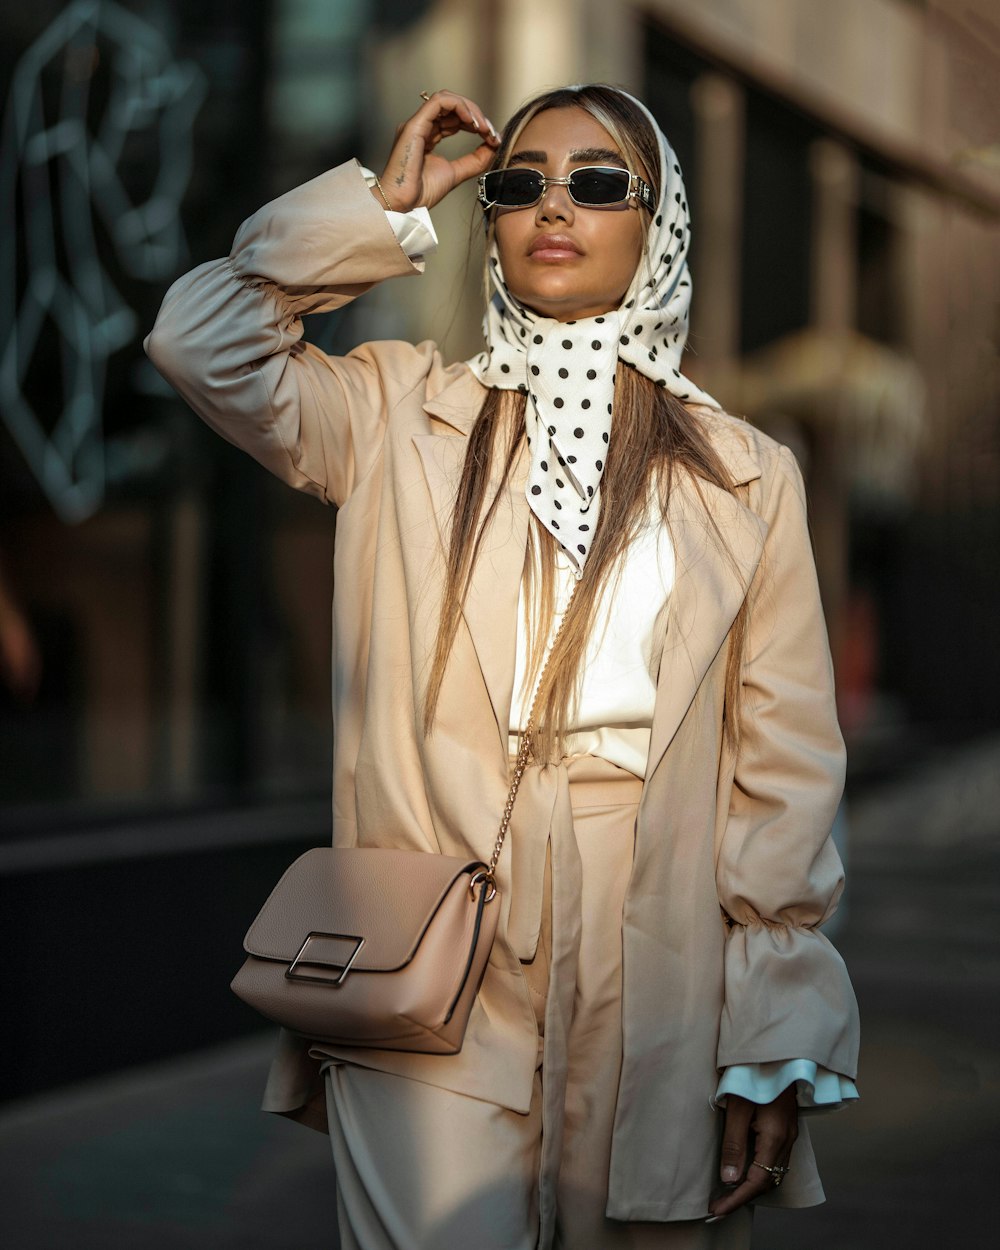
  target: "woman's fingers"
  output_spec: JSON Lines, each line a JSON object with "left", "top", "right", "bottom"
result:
{"left": 706, "top": 1162, "right": 779, "bottom": 1220}
{"left": 706, "top": 1088, "right": 798, "bottom": 1222}
{"left": 419, "top": 89, "right": 498, "bottom": 145}
{"left": 704, "top": 1094, "right": 755, "bottom": 1223}
{"left": 718, "top": 1095, "right": 752, "bottom": 1185}
{"left": 710, "top": 1131, "right": 790, "bottom": 1217}
{"left": 438, "top": 140, "right": 498, "bottom": 190}
{"left": 378, "top": 89, "right": 499, "bottom": 212}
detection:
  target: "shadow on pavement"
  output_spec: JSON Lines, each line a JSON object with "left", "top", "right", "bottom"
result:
{"left": 3, "top": 737, "right": 999, "bottom": 1248}
{"left": 0, "top": 1035, "right": 337, "bottom": 1249}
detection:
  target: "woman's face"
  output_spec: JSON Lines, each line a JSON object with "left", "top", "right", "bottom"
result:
{"left": 493, "top": 106, "right": 649, "bottom": 323}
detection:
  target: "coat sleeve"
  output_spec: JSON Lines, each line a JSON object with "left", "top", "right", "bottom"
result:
{"left": 716, "top": 445, "right": 860, "bottom": 1080}
{"left": 144, "top": 159, "right": 431, "bottom": 507}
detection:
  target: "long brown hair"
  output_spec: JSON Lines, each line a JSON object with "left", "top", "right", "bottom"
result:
{"left": 424, "top": 85, "right": 749, "bottom": 760}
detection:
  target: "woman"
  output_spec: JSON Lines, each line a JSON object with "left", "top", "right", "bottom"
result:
{"left": 147, "top": 84, "right": 859, "bottom": 1250}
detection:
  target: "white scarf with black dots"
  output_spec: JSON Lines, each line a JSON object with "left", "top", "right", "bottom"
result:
{"left": 467, "top": 91, "right": 720, "bottom": 577}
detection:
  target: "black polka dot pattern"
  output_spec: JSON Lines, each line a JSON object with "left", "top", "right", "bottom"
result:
{"left": 465, "top": 90, "right": 721, "bottom": 574}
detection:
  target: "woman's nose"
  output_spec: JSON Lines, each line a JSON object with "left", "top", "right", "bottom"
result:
{"left": 535, "top": 181, "right": 574, "bottom": 223}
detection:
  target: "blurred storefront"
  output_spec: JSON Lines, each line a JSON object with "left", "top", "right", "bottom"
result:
{"left": 636, "top": 0, "right": 1000, "bottom": 759}
{"left": 1, "top": 0, "right": 997, "bottom": 1100}
{"left": 0, "top": 0, "right": 395, "bottom": 1100}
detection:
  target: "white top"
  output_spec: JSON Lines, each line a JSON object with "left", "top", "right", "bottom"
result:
{"left": 509, "top": 505, "right": 674, "bottom": 777}
{"left": 714, "top": 1058, "right": 859, "bottom": 1113}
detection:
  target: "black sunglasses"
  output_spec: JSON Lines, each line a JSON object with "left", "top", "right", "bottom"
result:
{"left": 478, "top": 165, "right": 656, "bottom": 213}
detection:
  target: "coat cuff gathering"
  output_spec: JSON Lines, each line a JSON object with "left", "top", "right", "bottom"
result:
{"left": 718, "top": 918, "right": 860, "bottom": 1081}
{"left": 227, "top": 158, "right": 421, "bottom": 310}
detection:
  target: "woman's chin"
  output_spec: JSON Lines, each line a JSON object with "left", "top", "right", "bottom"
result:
{"left": 511, "top": 291, "right": 618, "bottom": 323}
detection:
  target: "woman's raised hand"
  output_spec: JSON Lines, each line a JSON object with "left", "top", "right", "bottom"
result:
{"left": 375, "top": 90, "right": 500, "bottom": 213}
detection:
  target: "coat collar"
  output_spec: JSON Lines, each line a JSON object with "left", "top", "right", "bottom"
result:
{"left": 421, "top": 365, "right": 486, "bottom": 436}
{"left": 415, "top": 367, "right": 529, "bottom": 750}
{"left": 416, "top": 367, "right": 767, "bottom": 768}
{"left": 423, "top": 369, "right": 763, "bottom": 486}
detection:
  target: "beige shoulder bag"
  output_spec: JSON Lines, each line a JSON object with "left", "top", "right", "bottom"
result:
{"left": 231, "top": 593, "right": 573, "bottom": 1054}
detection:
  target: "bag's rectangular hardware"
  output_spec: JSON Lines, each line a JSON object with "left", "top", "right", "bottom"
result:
{"left": 286, "top": 931, "right": 365, "bottom": 986}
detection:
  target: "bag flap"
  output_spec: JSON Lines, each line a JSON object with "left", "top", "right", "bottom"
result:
{"left": 243, "top": 847, "right": 486, "bottom": 972}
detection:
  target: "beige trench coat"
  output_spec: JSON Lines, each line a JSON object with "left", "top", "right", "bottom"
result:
{"left": 146, "top": 160, "right": 860, "bottom": 1223}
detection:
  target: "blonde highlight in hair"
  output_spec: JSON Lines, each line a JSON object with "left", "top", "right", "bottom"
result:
{"left": 424, "top": 85, "right": 750, "bottom": 758}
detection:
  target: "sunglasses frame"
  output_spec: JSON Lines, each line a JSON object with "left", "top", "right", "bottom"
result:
{"left": 477, "top": 165, "right": 656, "bottom": 214}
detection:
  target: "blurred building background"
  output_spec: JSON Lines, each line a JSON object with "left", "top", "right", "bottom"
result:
{"left": 1, "top": 1, "right": 998, "bottom": 1246}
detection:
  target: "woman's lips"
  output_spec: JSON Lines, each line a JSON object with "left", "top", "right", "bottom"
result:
{"left": 528, "top": 234, "right": 583, "bottom": 261}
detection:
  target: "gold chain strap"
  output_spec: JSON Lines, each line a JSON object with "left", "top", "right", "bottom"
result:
{"left": 471, "top": 581, "right": 579, "bottom": 902}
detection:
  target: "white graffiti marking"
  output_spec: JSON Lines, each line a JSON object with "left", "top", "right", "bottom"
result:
{"left": 0, "top": 0, "right": 205, "bottom": 520}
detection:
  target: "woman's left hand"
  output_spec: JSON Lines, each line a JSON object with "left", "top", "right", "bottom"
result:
{"left": 706, "top": 1088, "right": 798, "bottom": 1220}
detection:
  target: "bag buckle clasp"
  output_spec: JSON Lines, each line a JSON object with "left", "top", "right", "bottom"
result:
{"left": 286, "top": 931, "right": 365, "bottom": 986}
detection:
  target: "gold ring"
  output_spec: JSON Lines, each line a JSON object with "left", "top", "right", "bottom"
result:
{"left": 419, "top": 91, "right": 432, "bottom": 102}
{"left": 750, "top": 1160, "right": 790, "bottom": 1183}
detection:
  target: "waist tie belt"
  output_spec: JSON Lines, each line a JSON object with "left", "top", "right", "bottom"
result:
{"left": 508, "top": 754, "right": 644, "bottom": 1245}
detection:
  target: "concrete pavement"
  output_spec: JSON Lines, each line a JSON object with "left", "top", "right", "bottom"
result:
{"left": 3, "top": 736, "right": 999, "bottom": 1248}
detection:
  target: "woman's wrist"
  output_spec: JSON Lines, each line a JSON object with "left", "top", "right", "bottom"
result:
{"left": 370, "top": 173, "right": 395, "bottom": 213}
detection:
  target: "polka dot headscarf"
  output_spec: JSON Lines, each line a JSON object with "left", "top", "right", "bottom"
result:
{"left": 467, "top": 88, "right": 720, "bottom": 577}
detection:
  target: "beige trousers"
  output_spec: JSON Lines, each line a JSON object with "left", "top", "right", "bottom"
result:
{"left": 323, "top": 757, "right": 752, "bottom": 1250}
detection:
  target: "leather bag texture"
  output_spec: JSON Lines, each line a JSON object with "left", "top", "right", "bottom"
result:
{"left": 231, "top": 847, "right": 499, "bottom": 1053}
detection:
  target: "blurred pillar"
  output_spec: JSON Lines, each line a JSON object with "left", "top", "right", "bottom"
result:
{"left": 165, "top": 494, "right": 203, "bottom": 795}
{"left": 494, "top": 0, "right": 640, "bottom": 122}
{"left": 581, "top": 0, "right": 642, "bottom": 95}
{"left": 810, "top": 139, "right": 859, "bottom": 334}
{"left": 369, "top": 1, "right": 489, "bottom": 361}
{"left": 808, "top": 138, "right": 860, "bottom": 665}
{"left": 494, "top": 0, "right": 585, "bottom": 121}
{"left": 267, "top": 0, "right": 367, "bottom": 191}
{"left": 689, "top": 72, "right": 745, "bottom": 402}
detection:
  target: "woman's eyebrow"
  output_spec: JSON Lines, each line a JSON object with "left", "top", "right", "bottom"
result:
{"left": 570, "top": 147, "right": 626, "bottom": 166}
{"left": 508, "top": 149, "right": 546, "bottom": 165}
{"left": 506, "top": 147, "right": 627, "bottom": 167}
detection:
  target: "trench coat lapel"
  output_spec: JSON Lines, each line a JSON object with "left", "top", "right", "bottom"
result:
{"left": 645, "top": 453, "right": 767, "bottom": 781}
{"left": 417, "top": 377, "right": 768, "bottom": 771}
{"left": 415, "top": 372, "right": 530, "bottom": 752}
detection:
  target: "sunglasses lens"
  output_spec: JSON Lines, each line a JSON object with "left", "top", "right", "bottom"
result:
{"left": 481, "top": 167, "right": 637, "bottom": 209}
{"left": 484, "top": 169, "right": 544, "bottom": 206}
{"left": 569, "top": 168, "right": 630, "bottom": 205}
